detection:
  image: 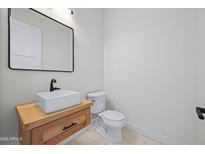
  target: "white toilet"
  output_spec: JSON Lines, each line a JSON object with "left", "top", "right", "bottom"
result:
{"left": 88, "top": 91, "right": 126, "bottom": 143}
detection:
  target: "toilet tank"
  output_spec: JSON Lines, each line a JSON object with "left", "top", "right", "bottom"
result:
{"left": 87, "top": 91, "right": 106, "bottom": 114}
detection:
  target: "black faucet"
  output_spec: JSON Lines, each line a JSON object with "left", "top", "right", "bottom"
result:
{"left": 50, "top": 78, "right": 60, "bottom": 92}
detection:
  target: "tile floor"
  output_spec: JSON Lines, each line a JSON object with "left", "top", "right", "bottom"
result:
{"left": 67, "top": 127, "right": 161, "bottom": 145}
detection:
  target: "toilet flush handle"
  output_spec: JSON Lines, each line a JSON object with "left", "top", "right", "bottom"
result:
{"left": 88, "top": 98, "right": 95, "bottom": 102}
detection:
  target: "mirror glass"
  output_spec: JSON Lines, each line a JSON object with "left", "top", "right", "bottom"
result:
{"left": 8, "top": 8, "right": 74, "bottom": 72}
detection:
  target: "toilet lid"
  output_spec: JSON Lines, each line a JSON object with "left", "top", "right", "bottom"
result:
{"left": 88, "top": 91, "right": 106, "bottom": 99}
{"left": 101, "top": 110, "right": 125, "bottom": 121}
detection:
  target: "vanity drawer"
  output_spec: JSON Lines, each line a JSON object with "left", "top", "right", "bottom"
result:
{"left": 31, "top": 108, "right": 90, "bottom": 144}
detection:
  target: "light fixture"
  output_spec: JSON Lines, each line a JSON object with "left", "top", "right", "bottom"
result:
{"left": 49, "top": 8, "right": 73, "bottom": 15}
{"left": 67, "top": 9, "right": 74, "bottom": 15}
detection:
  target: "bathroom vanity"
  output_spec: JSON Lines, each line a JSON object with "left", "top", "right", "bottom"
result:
{"left": 15, "top": 99, "right": 93, "bottom": 145}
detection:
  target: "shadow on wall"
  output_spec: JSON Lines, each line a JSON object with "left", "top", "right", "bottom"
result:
{"left": 106, "top": 97, "right": 115, "bottom": 110}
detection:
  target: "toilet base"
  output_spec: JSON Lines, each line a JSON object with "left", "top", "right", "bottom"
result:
{"left": 96, "top": 125, "right": 122, "bottom": 143}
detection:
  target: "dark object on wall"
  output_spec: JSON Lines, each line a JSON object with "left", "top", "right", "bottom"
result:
{"left": 196, "top": 107, "right": 205, "bottom": 120}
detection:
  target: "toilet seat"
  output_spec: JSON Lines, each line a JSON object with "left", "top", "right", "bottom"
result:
{"left": 100, "top": 110, "right": 125, "bottom": 121}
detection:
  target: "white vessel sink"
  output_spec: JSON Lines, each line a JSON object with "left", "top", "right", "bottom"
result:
{"left": 35, "top": 90, "right": 80, "bottom": 113}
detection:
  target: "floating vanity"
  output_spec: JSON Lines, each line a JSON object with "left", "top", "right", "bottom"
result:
{"left": 16, "top": 99, "right": 93, "bottom": 145}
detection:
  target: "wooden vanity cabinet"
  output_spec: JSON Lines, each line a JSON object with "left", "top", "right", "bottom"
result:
{"left": 16, "top": 99, "right": 93, "bottom": 145}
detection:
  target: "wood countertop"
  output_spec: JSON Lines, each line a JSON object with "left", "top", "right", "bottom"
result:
{"left": 16, "top": 99, "right": 93, "bottom": 130}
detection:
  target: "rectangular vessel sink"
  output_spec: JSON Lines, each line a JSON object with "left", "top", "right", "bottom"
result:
{"left": 36, "top": 90, "right": 80, "bottom": 113}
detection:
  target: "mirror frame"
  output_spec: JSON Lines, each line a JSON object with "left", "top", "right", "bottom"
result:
{"left": 8, "top": 8, "right": 74, "bottom": 72}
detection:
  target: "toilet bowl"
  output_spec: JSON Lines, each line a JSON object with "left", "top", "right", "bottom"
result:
{"left": 97, "top": 110, "right": 126, "bottom": 142}
{"left": 88, "top": 91, "right": 126, "bottom": 143}
{"left": 99, "top": 110, "right": 126, "bottom": 128}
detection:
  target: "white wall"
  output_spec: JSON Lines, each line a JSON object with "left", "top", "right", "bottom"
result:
{"left": 0, "top": 8, "right": 104, "bottom": 144}
{"left": 104, "top": 9, "right": 198, "bottom": 144}
{"left": 0, "top": 8, "right": 3, "bottom": 140}
{"left": 1, "top": 8, "right": 205, "bottom": 145}
{"left": 196, "top": 9, "right": 205, "bottom": 144}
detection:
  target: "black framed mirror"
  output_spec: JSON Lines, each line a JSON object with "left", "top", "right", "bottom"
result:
{"left": 8, "top": 8, "right": 74, "bottom": 72}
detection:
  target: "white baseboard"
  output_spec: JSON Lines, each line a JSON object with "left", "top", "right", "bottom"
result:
{"left": 125, "top": 122, "right": 184, "bottom": 145}
{"left": 58, "top": 121, "right": 183, "bottom": 145}
{"left": 58, "top": 125, "right": 91, "bottom": 145}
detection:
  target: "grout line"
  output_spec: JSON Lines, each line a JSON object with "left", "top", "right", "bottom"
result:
{"left": 83, "top": 131, "right": 106, "bottom": 145}
{"left": 84, "top": 127, "right": 109, "bottom": 145}
{"left": 70, "top": 127, "right": 161, "bottom": 145}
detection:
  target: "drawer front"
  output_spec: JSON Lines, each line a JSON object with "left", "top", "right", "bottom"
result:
{"left": 32, "top": 108, "right": 90, "bottom": 144}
